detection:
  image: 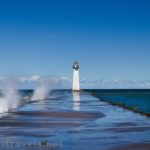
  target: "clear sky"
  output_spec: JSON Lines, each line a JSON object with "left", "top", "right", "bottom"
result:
{"left": 0, "top": 0, "right": 150, "bottom": 88}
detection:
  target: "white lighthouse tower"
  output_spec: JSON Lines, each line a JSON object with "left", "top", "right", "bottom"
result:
{"left": 72, "top": 61, "right": 80, "bottom": 91}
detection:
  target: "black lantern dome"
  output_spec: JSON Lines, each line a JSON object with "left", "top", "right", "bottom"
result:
{"left": 73, "top": 61, "right": 79, "bottom": 70}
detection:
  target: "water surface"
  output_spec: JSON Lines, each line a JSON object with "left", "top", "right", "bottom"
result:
{"left": 0, "top": 90, "right": 149, "bottom": 150}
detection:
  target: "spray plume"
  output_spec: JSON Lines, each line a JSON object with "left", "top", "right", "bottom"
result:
{"left": 0, "top": 77, "right": 20, "bottom": 113}
{"left": 31, "top": 77, "right": 58, "bottom": 101}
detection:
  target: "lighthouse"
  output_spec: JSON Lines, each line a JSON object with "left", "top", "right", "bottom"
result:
{"left": 72, "top": 61, "right": 80, "bottom": 91}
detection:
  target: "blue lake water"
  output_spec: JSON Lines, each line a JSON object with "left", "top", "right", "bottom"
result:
{"left": 85, "top": 89, "right": 150, "bottom": 115}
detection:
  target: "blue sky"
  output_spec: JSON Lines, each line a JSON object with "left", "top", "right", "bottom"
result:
{"left": 0, "top": 0, "right": 150, "bottom": 88}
